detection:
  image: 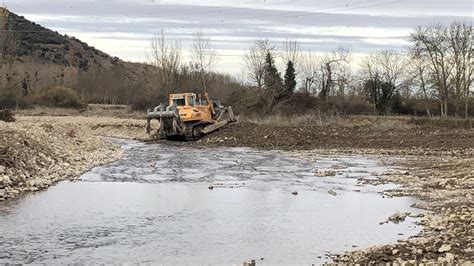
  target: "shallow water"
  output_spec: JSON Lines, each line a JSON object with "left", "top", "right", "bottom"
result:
{"left": 0, "top": 139, "right": 421, "bottom": 264}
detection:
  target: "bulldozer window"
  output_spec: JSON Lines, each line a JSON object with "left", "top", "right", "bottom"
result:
{"left": 188, "top": 95, "right": 195, "bottom": 107}
{"left": 173, "top": 98, "right": 186, "bottom": 106}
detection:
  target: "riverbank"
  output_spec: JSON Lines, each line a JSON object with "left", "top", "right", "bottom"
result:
{"left": 1, "top": 114, "right": 473, "bottom": 263}
{"left": 292, "top": 150, "right": 473, "bottom": 264}
{"left": 0, "top": 115, "right": 147, "bottom": 200}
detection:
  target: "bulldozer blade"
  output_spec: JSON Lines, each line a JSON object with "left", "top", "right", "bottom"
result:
{"left": 226, "top": 106, "right": 236, "bottom": 122}
{"left": 202, "top": 119, "right": 229, "bottom": 134}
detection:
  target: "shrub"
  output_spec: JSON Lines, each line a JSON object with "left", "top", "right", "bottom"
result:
{"left": 25, "top": 86, "right": 86, "bottom": 109}
{"left": 0, "top": 90, "right": 28, "bottom": 109}
{"left": 0, "top": 109, "right": 15, "bottom": 122}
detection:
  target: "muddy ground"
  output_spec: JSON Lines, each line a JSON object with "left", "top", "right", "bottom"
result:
{"left": 1, "top": 113, "right": 473, "bottom": 264}
{"left": 198, "top": 119, "right": 473, "bottom": 154}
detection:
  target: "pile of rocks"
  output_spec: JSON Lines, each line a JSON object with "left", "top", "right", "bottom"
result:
{"left": 329, "top": 153, "right": 474, "bottom": 264}
{"left": 0, "top": 118, "right": 125, "bottom": 200}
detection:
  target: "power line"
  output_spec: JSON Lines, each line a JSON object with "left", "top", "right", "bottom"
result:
{"left": 1, "top": 0, "right": 293, "bottom": 21}
{"left": 0, "top": 0, "right": 403, "bottom": 34}
{"left": 0, "top": 0, "right": 402, "bottom": 39}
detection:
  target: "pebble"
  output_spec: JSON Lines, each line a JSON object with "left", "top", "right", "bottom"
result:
{"left": 438, "top": 244, "right": 451, "bottom": 253}
{"left": 291, "top": 191, "right": 298, "bottom": 195}
{"left": 445, "top": 253, "right": 454, "bottom": 263}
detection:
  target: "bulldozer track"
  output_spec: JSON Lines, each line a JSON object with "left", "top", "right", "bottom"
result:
{"left": 184, "top": 125, "right": 194, "bottom": 141}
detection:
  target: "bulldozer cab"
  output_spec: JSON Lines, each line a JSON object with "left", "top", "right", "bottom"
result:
{"left": 169, "top": 93, "right": 195, "bottom": 108}
{"left": 168, "top": 93, "right": 213, "bottom": 123}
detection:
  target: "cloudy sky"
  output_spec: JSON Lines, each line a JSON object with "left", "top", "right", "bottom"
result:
{"left": 3, "top": 0, "right": 473, "bottom": 75}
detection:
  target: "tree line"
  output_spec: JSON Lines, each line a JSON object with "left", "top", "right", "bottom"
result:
{"left": 241, "top": 21, "right": 472, "bottom": 117}
{"left": 1, "top": 14, "right": 472, "bottom": 118}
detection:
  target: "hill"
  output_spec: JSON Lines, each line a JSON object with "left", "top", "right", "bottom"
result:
{"left": 0, "top": 7, "right": 243, "bottom": 110}
{"left": 0, "top": 7, "right": 157, "bottom": 107}
{"left": 0, "top": 7, "right": 118, "bottom": 71}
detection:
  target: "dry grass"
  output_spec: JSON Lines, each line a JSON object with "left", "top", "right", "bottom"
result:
{"left": 241, "top": 113, "right": 414, "bottom": 130}
{"left": 409, "top": 116, "right": 474, "bottom": 129}
{"left": 15, "top": 104, "right": 145, "bottom": 119}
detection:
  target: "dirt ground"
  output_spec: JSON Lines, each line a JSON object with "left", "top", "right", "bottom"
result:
{"left": 198, "top": 118, "right": 473, "bottom": 153}
{"left": 1, "top": 112, "right": 473, "bottom": 264}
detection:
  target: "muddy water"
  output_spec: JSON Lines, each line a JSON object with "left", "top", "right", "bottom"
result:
{"left": 0, "top": 139, "right": 421, "bottom": 264}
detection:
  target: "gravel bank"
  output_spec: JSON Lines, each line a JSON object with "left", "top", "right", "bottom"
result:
{"left": 291, "top": 150, "right": 473, "bottom": 264}
{"left": 0, "top": 115, "right": 147, "bottom": 200}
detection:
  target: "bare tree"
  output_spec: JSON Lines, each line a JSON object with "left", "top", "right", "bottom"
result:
{"left": 150, "top": 29, "right": 182, "bottom": 94}
{"left": 318, "top": 47, "right": 350, "bottom": 99}
{"left": 447, "top": 21, "right": 473, "bottom": 118}
{"left": 410, "top": 57, "right": 434, "bottom": 116}
{"left": 243, "top": 39, "right": 275, "bottom": 90}
{"left": 374, "top": 50, "right": 410, "bottom": 88}
{"left": 411, "top": 23, "right": 453, "bottom": 116}
{"left": 300, "top": 51, "right": 318, "bottom": 94}
{"left": 192, "top": 30, "right": 218, "bottom": 91}
{"left": 282, "top": 38, "right": 301, "bottom": 70}
{"left": 360, "top": 49, "right": 409, "bottom": 112}
{"left": 0, "top": 7, "right": 21, "bottom": 108}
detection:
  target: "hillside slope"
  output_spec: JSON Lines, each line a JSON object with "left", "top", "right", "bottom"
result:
{"left": 0, "top": 7, "right": 119, "bottom": 71}
{"left": 0, "top": 7, "right": 242, "bottom": 109}
{"left": 0, "top": 7, "right": 154, "bottom": 106}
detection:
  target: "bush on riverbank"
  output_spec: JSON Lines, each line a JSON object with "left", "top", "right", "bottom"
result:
{"left": 0, "top": 109, "right": 15, "bottom": 122}
{"left": 25, "top": 86, "right": 86, "bottom": 109}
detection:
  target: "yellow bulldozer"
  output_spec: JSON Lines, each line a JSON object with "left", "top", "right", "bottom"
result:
{"left": 146, "top": 92, "right": 236, "bottom": 140}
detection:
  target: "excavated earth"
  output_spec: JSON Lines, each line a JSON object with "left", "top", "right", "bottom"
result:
{"left": 1, "top": 115, "right": 473, "bottom": 264}
{"left": 198, "top": 121, "right": 473, "bottom": 153}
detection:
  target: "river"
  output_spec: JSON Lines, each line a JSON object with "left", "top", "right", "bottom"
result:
{"left": 0, "top": 139, "right": 421, "bottom": 264}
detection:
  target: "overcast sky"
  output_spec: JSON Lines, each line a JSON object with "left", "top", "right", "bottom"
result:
{"left": 3, "top": 0, "right": 473, "bottom": 75}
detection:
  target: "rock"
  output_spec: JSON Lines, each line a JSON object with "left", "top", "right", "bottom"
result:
{"left": 388, "top": 211, "right": 410, "bottom": 223}
{"left": 445, "top": 253, "right": 454, "bottom": 263}
{"left": 392, "top": 249, "right": 399, "bottom": 255}
{"left": 0, "top": 189, "right": 5, "bottom": 197}
{"left": 292, "top": 191, "right": 298, "bottom": 195}
{"left": 208, "top": 184, "right": 214, "bottom": 190}
{"left": 315, "top": 170, "right": 337, "bottom": 177}
{"left": 328, "top": 190, "right": 337, "bottom": 196}
{"left": 0, "top": 165, "right": 5, "bottom": 174}
{"left": 2, "top": 175, "right": 10, "bottom": 184}
{"left": 408, "top": 212, "right": 424, "bottom": 218}
{"left": 438, "top": 257, "right": 447, "bottom": 263}
{"left": 438, "top": 244, "right": 451, "bottom": 253}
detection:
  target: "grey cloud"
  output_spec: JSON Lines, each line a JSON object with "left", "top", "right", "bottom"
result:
{"left": 3, "top": 0, "right": 471, "bottom": 72}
